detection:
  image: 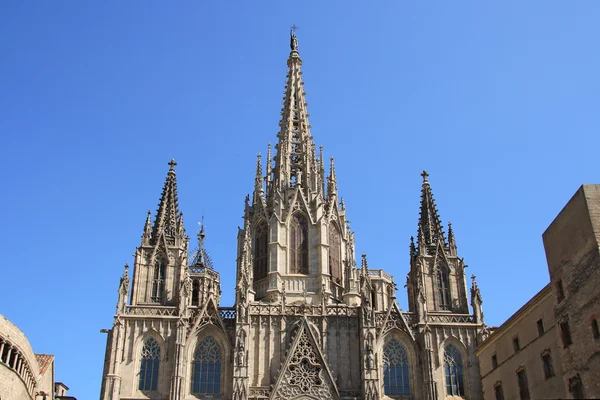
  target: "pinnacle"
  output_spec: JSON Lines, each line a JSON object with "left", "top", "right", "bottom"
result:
{"left": 151, "top": 159, "right": 182, "bottom": 243}
{"left": 417, "top": 171, "right": 446, "bottom": 248}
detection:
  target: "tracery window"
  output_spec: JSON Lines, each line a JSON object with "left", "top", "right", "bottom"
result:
{"left": 437, "top": 267, "right": 451, "bottom": 311}
{"left": 139, "top": 338, "right": 160, "bottom": 391}
{"left": 151, "top": 258, "right": 166, "bottom": 302}
{"left": 192, "top": 336, "right": 222, "bottom": 395}
{"left": 444, "top": 344, "right": 465, "bottom": 396}
{"left": 254, "top": 220, "right": 269, "bottom": 281}
{"left": 383, "top": 339, "right": 411, "bottom": 397}
{"left": 290, "top": 213, "right": 308, "bottom": 274}
{"left": 329, "top": 223, "right": 342, "bottom": 284}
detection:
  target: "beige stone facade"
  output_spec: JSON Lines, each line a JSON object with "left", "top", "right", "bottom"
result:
{"left": 100, "top": 31, "right": 487, "bottom": 400}
{"left": 475, "top": 285, "right": 566, "bottom": 399}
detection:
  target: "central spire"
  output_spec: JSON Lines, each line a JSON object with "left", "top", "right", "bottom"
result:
{"left": 271, "top": 29, "right": 321, "bottom": 196}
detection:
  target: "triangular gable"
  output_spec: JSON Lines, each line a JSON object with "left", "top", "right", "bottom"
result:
{"left": 378, "top": 301, "right": 415, "bottom": 341}
{"left": 270, "top": 318, "right": 339, "bottom": 400}
{"left": 286, "top": 187, "right": 315, "bottom": 225}
{"left": 188, "top": 294, "right": 228, "bottom": 339}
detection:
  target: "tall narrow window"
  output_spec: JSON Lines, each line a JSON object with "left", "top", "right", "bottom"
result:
{"left": 192, "top": 336, "right": 222, "bottom": 395}
{"left": 437, "top": 268, "right": 451, "bottom": 310}
{"left": 513, "top": 336, "right": 521, "bottom": 353}
{"left": 290, "top": 213, "right": 308, "bottom": 274}
{"left": 329, "top": 223, "right": 342, "bottom": 284}
{"left": 517, "top": 368, "right": 530, "bottom": 400}
{"left": 253, "top": 221, "right": 269, "bottom": 281}
{"left": 542, "top": 351, "right": 554, "bottom": 379}
{"left": 556, "top": 279, "right": 565, "bottom": 302}
{"left": 444, "top": 344, "right": 465, "bottom": 396}
{"left": 192, "top": 279, "right": 200, "bottom": 306}
{"left": 560, "top": 320, "right": 573, "bottom": 348}
{"left": 383, "top": 339, "right": 411, "bottom": 397}
{"left": 494, "top": 383, "right": 505, "bottom": 400}
{"left": 151, "top": 258, "right": 166, "bottom": 302}
{"left": 139, "top": 338, "right": 160, "bottom": 391}
{"left": 537, "top": 319, "right": 544, "bottom": 336}
{"left": 492, "top": 354, "right": 498, "bottom": 369}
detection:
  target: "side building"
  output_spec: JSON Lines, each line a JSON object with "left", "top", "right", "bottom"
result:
{"left": 0, "top": 313, "right": 77, "bottom": 400}
{"left": 476, "top": 184, "right": 600, "bottom": 400}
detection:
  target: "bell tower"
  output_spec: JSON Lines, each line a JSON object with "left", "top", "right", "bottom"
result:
{"left": 131, "top": 159, "right": 189, "bottom": 307}
{"left": 235, "top": 29, "right": 360, "bottom": 306}
{"left": 406, "top": 171, "right": 469, "bottom": 315}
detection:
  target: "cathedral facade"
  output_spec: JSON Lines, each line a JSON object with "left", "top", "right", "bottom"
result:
{"left": 100, "top": 31, "right": 487, "bottom": 400}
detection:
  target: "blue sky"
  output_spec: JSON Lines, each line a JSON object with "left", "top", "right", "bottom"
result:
{"left": 1, "top": 2, "right": 600, "bottom": 398}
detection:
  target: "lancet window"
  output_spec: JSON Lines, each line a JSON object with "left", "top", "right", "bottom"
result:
{"left": 329, "top": 223, "right": 342, "bottom": 284}
{"left": 437, "top": 267, "right": 451, "bottom": 310}
{"left": 192, "top": 336, "right": 222, "bottom": 395}
{"left": 444, "top": 344, "right": 465, "bottom": 396}
{"left": 151, "top": 258, "right": 166, "bottom": 302}
{"left": 254, "top": 220, "right": 269, "bottom": 281}
{"left": 192, "top": 279, "right": 200, "bottom": 306}
{"left": 290, "top": 213, "right": 308, "bottom": 274}
{"left": 383, "top": 339, "right": 411, "bottom": 397}
{"left": 139, "top": 338, "right": 160, "bottom": 391}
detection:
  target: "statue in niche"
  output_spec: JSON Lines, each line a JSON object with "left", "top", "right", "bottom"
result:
{"left": 366, "top": 344, "right": 375, "bottom": 370}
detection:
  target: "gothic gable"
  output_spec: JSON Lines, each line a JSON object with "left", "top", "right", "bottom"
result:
{"left": 378, "top": 301, "right": 415, "bottom": 341}
{"left": 270, "top": 318, "right": 339, "bottom": 400}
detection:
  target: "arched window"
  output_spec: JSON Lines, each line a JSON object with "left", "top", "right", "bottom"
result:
{"left": 139, "top": 338, "right": 160, "bottom": 391}
{"left": 444, "top": 344, "right": 465, "bottom": 396}
{"left": 192, "top": 336, "right": 222, "bottom": 395}
{"left": 437, "top": 267, "right": 451, "bottom": 311}
{"left": 290, "top": 213, "right": 308, "bottom": 274}
{"left": 383, "top": 339, "right": 411, "bottom": 397}
{"left": 151, "top": 258, "right": 166, "bottom": 302}
{"left": 254, "top": 221, "right": 269, "bottom": 281}
{"left": 329, "top": 223, "right": 342, "bottom": 284}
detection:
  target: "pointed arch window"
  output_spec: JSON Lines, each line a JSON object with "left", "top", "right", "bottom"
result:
{"left": 151, "top": 258, "right": 166, "bottom": 302}
{"left": 383, "top": 339, "right": 411, "bottom": 397}
{"left": 192, "top": 336, "right": 222, "bottom": 395}
{"left": 437, "top": 267, "right": 451, "bottom": 311}
{"left": 444, "top": 344, "right": 465, "bottom": 396}
{"left": 290, "top": 213, "right": 308, "bottom": 274}
{"left": 139, "top": 338, "right": 160, "bottom": 391}
{"left": 192, "top": 279, "right": 200, "bottom": 306}
{"left": 329, "top": 223, "right": 342, "bottom": 284}
{"left": 254, "top": 220, "right": 269, "bottom": 281}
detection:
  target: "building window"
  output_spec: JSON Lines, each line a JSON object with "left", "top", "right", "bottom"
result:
{"left": 556, "top": 279, "right": 565, "bottom": 302}
{"left": 437, "top": 268, "right": 451, "bottom": 311}
{"left": 537, "top": 319, "right": 544, "bottom": 336}
{"left": 568, "top": 374, "right": 584, "bottom": 399}
{"left": 139, "top": 338, "right": 160, "bottom": 391}
{"left": 328, "top": 223, "right": 342, "bottom": 284}
{"left": 492, "top": 354, "right": 498, "bottom": 369}
{"left": 192, "top": 336, "right": 222, "bottom": 395}
{"left": 541, "top": 351, "right": 554, "bottom": 379}
{"left": 591, "top": 318, "right": 600, "bottom": 340}
{"left": 253, "top": 220, "right": 269, "bottom": 281}
{"left": 517, "top": 368, "right": 530, "bottom": 400}
{"left": 192, "top": 279, "right": 200, "bottom": 306}
{"left": 290, "top": 213, "right": 308, "bottom": 274}
{"left": 560, "top": 320, "right": 573, "bottom": 348}
{"left": 494, "top": 383, "right": 505, "bottom": 400}
{"left": 383, "top": 339, "right": 411, "bottom": 397}
{"left": 151, "top": 258, "right": 166, "bottom": 302}
{"left": 444, "top": 344, "right": 465, "bottom": 396}
{"left": 513, "top": 336, "right": 521, "bottom": 353}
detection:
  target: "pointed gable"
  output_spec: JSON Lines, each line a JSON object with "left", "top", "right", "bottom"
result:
{"left": 270, "top": 319, "right": 339, "bottom": 400}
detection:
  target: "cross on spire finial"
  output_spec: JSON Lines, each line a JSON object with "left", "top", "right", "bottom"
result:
{"left": 291, "top": 24, "right": 298, "bottom": 34}
{"left": 290, "top": 25, "right": 299, "bottom": 51}
{"left": 168, "top": 158, "right": 177, "bottom": 170}
{"left": 421, "top": 170, "right": 429, "bottom": 182}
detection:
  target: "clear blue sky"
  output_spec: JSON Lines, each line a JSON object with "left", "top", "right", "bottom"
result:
{"left": 1, "top": 2, "right": 599, "bottom": 398}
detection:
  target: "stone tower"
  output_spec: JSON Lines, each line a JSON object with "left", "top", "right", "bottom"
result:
{"left": 100, "top": 30, "right": 487, "bottom": 400}
{"left": 405, "top": 171, "right": 486, "bottom": 399}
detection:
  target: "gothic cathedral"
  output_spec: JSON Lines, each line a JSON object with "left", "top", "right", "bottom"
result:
{"left": 100, "top": 31, "right": 487, "bottom": 400}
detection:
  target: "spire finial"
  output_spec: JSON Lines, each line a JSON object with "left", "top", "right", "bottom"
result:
{"left": 169, "top": 158, "right": 177, "bottom": 171}
{"left": 290, "top": 25, "right": 299, "bottom": 51}
{"left": 421, "top": 170, "right": 429, "bottom": 183}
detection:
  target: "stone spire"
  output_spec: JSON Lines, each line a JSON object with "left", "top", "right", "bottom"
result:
{"left": 254, "top": 153, "right": 264, "bottom": 202}
{"left": 417, "top": 170, "right": 446, "bottom": 249}
{"left": 151, "top": 159, "right": 183, "bottom": 244}
{"left": 271, "top": 29, "right": 321, "bottom": 196}
{"left": 141, "top": 210, "right": 152, "bottom": 245}
{"left": 327, "top": 157, "right": 338, "bottom": 199}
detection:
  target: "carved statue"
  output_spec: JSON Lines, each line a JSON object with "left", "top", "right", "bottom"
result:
{"left": 237, "top": 342, "right": 245, "bottom": 366}
{"left": 366, "top": 344, "right": 375, "bottom": 370}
